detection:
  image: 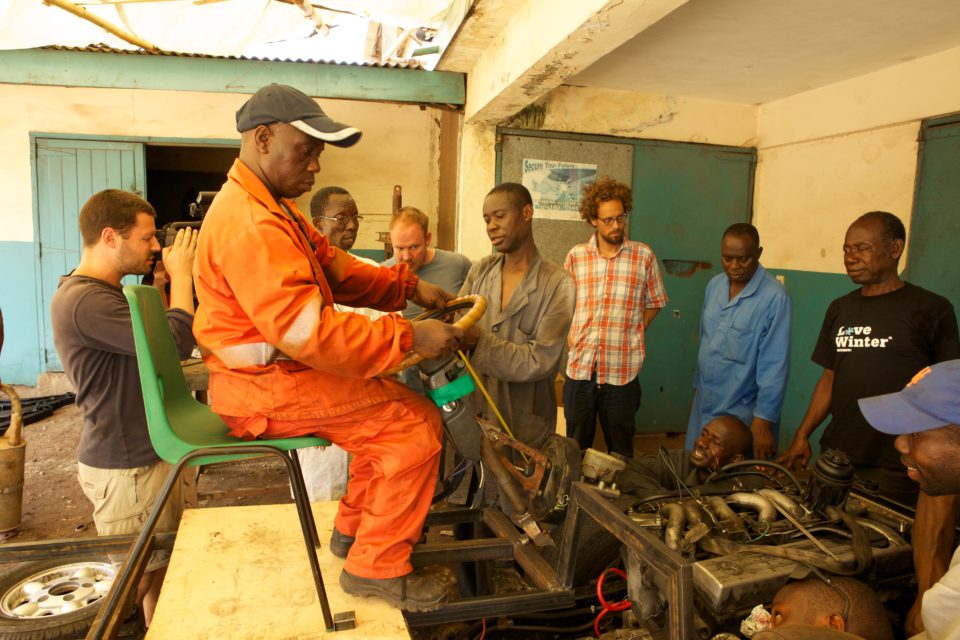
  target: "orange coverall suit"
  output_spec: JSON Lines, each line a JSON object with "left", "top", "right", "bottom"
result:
{"left": 194, "top": 159, "right": 442, "bottom": 579}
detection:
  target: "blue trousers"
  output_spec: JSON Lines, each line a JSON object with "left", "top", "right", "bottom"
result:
{"left": 563, "top": 374, "right": 640, "bottom": 458}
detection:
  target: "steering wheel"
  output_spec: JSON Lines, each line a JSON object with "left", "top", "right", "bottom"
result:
{"left": 378, "top": 295, "right": 487, "bottom": 377}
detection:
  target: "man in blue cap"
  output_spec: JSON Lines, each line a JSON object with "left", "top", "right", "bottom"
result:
{"left": 860, "top": 360, "right": 960, "bottom": 640}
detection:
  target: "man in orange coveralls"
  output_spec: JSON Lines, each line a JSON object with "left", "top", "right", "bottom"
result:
{"left": 194, "top": 84, "right": 463, "bottom": 611}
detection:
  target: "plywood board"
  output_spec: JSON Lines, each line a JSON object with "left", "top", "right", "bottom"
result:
{"left": 147, "top": 501, "right": 409, "bottom": 639}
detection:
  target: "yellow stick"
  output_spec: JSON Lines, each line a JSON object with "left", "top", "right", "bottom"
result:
{"left": 43, "top": 0, "right": 159, "bottom": 51}
{"left": 457, "top": 350, "right": 515, "bottom": 440}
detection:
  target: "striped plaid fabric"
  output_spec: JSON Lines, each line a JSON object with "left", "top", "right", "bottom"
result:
{"left": 564, "top": 235, "right": 667, "bottom": 385}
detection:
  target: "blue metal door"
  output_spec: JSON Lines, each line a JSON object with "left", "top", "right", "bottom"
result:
{"left": 905, "top": 113, "right": 960, "bottom": 311}
{"left": 632, "top": 141, "right": 756, "bottom": 432}
{"left": 35, "top": 138, "right": 146, "bottom": 370}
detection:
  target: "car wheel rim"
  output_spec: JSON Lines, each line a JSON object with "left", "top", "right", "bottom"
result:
{"left": 0, "top": 562, "right": 117, "bottom": 618}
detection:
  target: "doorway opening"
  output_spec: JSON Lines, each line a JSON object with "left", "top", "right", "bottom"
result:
{"left": 145, "top": 144, "right": 237, "bottom": 227}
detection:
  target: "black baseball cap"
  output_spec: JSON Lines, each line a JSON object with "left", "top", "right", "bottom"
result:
{"left": 236, "top": 84, "right": 362, "bottom": 148}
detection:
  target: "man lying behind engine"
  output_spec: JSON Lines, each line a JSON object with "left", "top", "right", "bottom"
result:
{"left": 755, "top": 576, "right": 894, "bottom": 640}
{"left": 618, "top": 415, "right": 753, "bottom": 495}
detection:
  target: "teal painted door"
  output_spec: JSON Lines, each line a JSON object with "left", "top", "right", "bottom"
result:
{"left": 36, "top": 138, "right": 146, "bottom": 371}
{"left": 632, "top": 141, "right": 756, "bottom": 432}
{"left": 905, "top": 114, "right": 960, "bottom": 311}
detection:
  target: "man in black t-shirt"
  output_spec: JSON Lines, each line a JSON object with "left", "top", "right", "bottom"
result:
{"left": 779, "top": 211, "right": 959, "bottom": 497}
{"left": 779, "top": 210, "right": 960, "bottom": 636}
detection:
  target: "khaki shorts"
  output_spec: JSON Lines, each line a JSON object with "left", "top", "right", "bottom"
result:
{"left": 78, "top": 461, "right": 185, "bottom": 572}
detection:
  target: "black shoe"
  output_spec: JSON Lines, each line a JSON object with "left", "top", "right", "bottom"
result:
{"left": 330, "top": 528, "right": 355, "bottom": 559}
{"left": 339, "top": 569, "right": 449, "bottom": 611}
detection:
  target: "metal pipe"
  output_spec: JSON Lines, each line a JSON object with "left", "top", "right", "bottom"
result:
{"left": 760, "top": 488, "right": 840, "bottom": 562}
{"left": 480, "top": 437, "right": 527, "bottom": 515}
{"left": 707, "top": 496, "right": 741, "bottom": 527}
{"left": 759, "top": 488, "right": 806, "bottom": 519}
{"left": 660, "top": 503, "right": 686, "bottom": 551}
{"left": 726, "top": 493, "right": 777, "bottom": 522}
{"left": 682, "top": 499, "right": 703, "bottom": 525}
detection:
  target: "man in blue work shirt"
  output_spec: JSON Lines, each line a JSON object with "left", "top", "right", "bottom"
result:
{"left": 687, "top": 223, "right": 792, "bottom": 459}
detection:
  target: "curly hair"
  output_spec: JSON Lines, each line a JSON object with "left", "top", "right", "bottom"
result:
{"left": 579, "top": 176, "right": 632, "bottom": 223}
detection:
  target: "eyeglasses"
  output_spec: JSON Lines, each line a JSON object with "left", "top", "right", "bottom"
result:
{"left": 315, "top": 214, "right": 364, "bottom": 227}
{"left": 598, "top": 214, "right": 628, "bottom": 226}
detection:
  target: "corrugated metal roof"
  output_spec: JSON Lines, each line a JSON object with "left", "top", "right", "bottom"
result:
{"left": 44, "top": 44, "right": 425, "bottom": 70}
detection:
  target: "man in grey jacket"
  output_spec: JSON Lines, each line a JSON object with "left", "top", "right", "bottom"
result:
{"left": 458, "top": 182, "right": 575, "bottom": 449}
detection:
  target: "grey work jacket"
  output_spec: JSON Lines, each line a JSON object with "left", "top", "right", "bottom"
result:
{"left": 459, "top": 251, "right": 575, "bottom": 448}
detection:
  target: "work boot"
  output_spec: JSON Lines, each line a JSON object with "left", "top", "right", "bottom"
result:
{"left": 329, "top": 528, "right": 355, "bottom": 559}
{"left": 339, "top": 569, "right": 449, "bottom": 611}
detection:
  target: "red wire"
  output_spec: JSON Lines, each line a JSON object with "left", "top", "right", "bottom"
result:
{"left": 593, "top": 608, "right": 608, "bottom": 637}
{"left": 594, "top": 567, "right": 631, "bottom": 637}
{"left": 479, "top": 617, "right": 486, "bottom": 640}
{"left": 596, "top": 567, "right": 631, "bottom": 611}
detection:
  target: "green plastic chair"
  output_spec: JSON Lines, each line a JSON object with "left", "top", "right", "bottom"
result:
{"left": 86, "top": 285, "right": 340, "bottom": 638}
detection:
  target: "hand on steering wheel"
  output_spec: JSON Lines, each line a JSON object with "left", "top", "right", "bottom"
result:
{"left": 378, "top": 295, "right": 487, "bottom": 376}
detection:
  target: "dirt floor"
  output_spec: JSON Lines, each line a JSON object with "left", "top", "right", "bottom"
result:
{"left": 8, "top": 388, "right": 293, "bottom": 546}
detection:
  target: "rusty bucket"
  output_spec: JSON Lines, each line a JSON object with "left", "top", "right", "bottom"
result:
{"left": 0, "top": 383, "right": 25, "bottom": 532}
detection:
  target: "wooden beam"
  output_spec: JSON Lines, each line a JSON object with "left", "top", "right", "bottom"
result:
{"left": 42, "top": 0, "right": 159, "bottom": 51}
{"left": 0, "top": 48, "right": 465, "bottom": 106}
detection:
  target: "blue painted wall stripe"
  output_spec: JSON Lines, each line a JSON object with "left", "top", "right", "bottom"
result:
{"left": 0, "top": 241, "right": 42, "bottom": 384}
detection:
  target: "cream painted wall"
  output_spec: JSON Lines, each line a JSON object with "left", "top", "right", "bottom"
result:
{"left": 0, "top": 84, "right": 439, "bottom": 252}
{"left": 456, "top": 122, "right": 498, "bottom": 260}
{"left": 539, "top": 86, "right": 757, "bottom": 147}
{"left": 754, "top": 123, "right": 919, "bottom": 272}
{"left": 755, "top": 45, "right": 960, "bottom": 273}
{"left": 456, "top": 45, "right": 960, "bottom": 274}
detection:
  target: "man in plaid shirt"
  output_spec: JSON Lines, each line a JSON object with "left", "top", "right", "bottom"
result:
{"left": 563, "top": 177, "right": 667, "bottom": 457}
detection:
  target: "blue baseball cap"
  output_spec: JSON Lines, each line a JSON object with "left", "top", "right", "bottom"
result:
{"left": 859, "top": 359, "right": 960, "bottom": 435}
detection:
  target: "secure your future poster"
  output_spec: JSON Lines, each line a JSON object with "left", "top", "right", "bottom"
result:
{"left": 521, "top": 158, "right": 598, "bottom": 221}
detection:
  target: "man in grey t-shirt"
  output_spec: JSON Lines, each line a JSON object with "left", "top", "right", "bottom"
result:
{"left": 50, "top": 189, "right": 197, "bottom": 627}
{"left": 383, "top": 206, "right": 472, "bottom": 320}
{"left": 383, "top": 207, "right": 471, "bottom": 394}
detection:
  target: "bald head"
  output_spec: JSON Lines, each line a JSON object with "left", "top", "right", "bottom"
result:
{"left": 771, "top": 577, "right": 893, "bottom": 640}
{"left": 689, "top": 415, "right": 753, "bottom": 470}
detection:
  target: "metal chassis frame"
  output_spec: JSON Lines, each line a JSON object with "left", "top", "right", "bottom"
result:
{"left": 3, "top": 485, "right": 696, "bottom": 636}
{"left": 407, "top": 483, "right": 694, "bottom": 640}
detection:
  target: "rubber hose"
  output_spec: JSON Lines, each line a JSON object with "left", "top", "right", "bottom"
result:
{"left": 706, "top": 460, "right": 803, "bottom": 495}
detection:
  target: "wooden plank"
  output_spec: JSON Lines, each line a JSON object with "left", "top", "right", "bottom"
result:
{"left": 0, "top": 49, "right": 465, "bottom": 106}
{"left": 147, "top": 501, "right": 409, "bottom": 639}
{"left": 180, "top": 359, "right": 209, "bottom": 392}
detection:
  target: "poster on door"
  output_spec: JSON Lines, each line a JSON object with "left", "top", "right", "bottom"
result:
{"left": 521, "top": 158, "right": 597, "bottom": 221}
